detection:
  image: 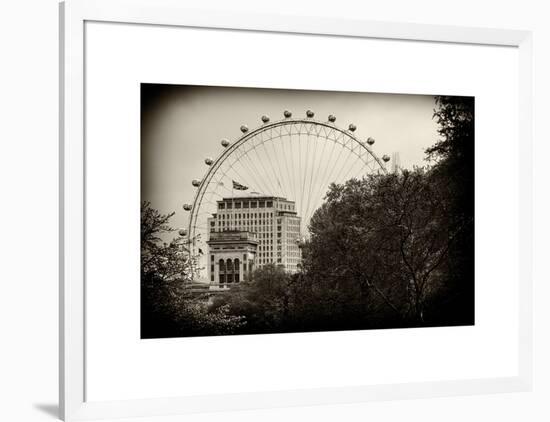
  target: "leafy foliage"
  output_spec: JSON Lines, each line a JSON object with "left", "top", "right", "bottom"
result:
{"left": 427, "top": 96, "right": 475, "bottom": 165}
{"left": 210, "top": 264, "right": 292, "bottom": 334}
{"left": 427, "top": 96, "right": 475, "bottom": 322}
{"left": 303, "top": 169, "right": 462, "bottom": 326}
{"left": 141, "top": 202, "right": 191, "bottom": 284}
{"left": 140, "top": 201, "right": 245, "bottom": 338}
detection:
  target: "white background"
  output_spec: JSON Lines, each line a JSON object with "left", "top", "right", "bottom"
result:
{"left": 0, "top": 0, "right": 548, "bottom": 421}
{"left": 85, "top": 21, "right": 519, "bottom": 401}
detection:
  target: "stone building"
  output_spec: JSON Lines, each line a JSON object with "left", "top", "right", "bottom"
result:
{"left": 206, "top": 231, "right": 258, "bottom": 287}
{"left": 206, "top": 194, "right": 301, "bottom": 288}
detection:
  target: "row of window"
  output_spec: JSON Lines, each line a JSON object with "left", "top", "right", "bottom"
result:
{"left": 255, "top": 258, "right": 282, "bottom": 264}
{"left": 211, "top": 254, "right": 249, "bottom": 262}
{"left": 218, "top": 258, "right": 240, "bottom": 272}
{"left": 208, "top": 244, "right": 247, "bottom": 250}
{"left": 215, "top": 213, "right": 299, "bottom": 225}
{"left": 218, "top": 274, "right": 240, "bottom": 283}
{"left": 217, "top": 212, "right": 274, "bottom": 219}
{"left": 214, "top": 221, "right": 277, "bottom": 230}
{"left": 213, "top": 224, "right": 284, "bottom": 236}
{"left": 218, "top": 201, "right": 297, "bottom": 211}
{"left": 210, "top": 255, "right": 301, "bottom": 279}
{"left": 219, "top": 200, "right": 275, "bottom": 210}
{"left": 214, "top": 257, "right": 255, "bottom": 283}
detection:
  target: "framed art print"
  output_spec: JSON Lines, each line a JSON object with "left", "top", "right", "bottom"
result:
{"left": 60, "top": 0, "right": 533, "bottom": 420}
{"left": 140, "top": 84, "right": 475, "bottom": 339}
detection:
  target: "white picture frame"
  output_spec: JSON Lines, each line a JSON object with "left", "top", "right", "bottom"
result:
{"left": 60, "top": 0, "right": 533, "bottom": 420}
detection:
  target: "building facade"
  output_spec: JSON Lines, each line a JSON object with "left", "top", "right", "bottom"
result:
{"left": 206, "top": 231, "right": 258, "bottom": 288}
{"left": 206, "top": 195, "right": 301, "bottom": 288}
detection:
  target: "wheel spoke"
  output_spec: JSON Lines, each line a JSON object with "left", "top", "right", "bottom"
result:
{"left": 186, "top": 118, "right": 387, "bottom": 279}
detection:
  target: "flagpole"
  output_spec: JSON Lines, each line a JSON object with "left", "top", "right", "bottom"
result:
{"left": 231, "top": 181, "right": 249, "bottom": 231}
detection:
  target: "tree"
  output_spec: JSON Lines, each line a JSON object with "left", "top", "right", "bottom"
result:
{"left": 141, "top": 201, "right": 192, "bottom": 285}
{"left": 140, "top": 201, "right": 244, "bottom": 338}
{"left": 427, "top": 96, "right": 475, "bottom": 167}
{"left": 298, "top": 96, "right": 475, "bottom": 328}
{"left": 304, "top": 168, "right": 455, "bottom": 326}
{"left": 211, "top": 264, "right": 292, "bottom": 334}
{"left": 426, "top": 96, "right": 475, "bottom": 324}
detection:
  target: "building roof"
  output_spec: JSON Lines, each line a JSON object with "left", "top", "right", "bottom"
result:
{"left": 218, "top": 193, "right": 293, "bottom": 203}
{"left": 206, "top": 230, "right": 259, "bottom": 245}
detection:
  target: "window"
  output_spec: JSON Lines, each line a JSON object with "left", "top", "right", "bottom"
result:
{"left": 219, "top": 203, "right": 225, "bottom": 210}
{"left": 226, "top": 259, "right": 233, "bottom": 283}
{"left": 219, "top": 259, "right": 226, "bottom": 284}
{"left": 259, "top": 201, "right": 265, "bottom": 208}
{"left": 235, "top": 202, "right": 241, "bottom": 209}
{"left": 266, "top": 201, "right": 273, "bottom": 207}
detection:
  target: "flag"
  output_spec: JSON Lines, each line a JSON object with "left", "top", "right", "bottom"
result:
{"left": 232, "top": 180, "right": 249, "bottom": 191}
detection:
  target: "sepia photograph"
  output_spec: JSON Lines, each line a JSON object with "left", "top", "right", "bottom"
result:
{"left": 141, "top": 84, "right": 475, "bottom": 338}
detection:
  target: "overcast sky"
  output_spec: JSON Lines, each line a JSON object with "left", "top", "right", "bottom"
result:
{"left": 141, "top": 84, "right": 439, "bottom": 233}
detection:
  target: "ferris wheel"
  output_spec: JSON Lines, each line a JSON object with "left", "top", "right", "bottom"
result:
{"left": 181, "top": 109, "right": 390, "bottom": 278}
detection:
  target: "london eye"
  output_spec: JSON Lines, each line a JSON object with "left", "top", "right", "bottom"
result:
{"left": 181, "top": 110, "right": 391, "bottom": 280}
